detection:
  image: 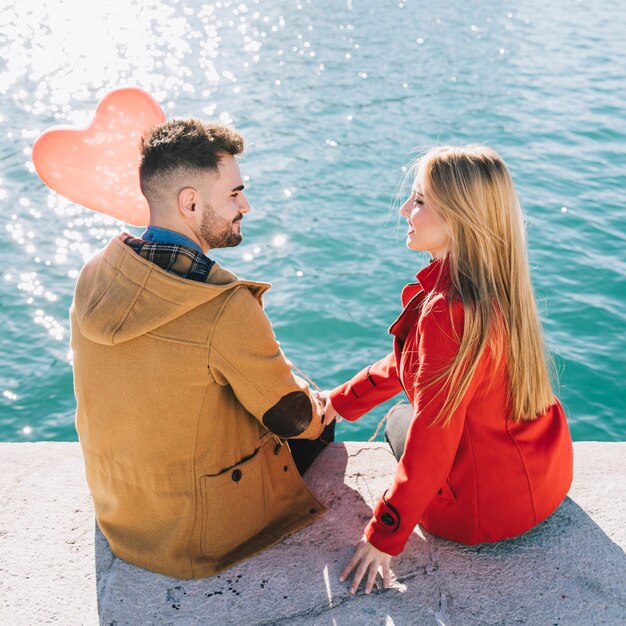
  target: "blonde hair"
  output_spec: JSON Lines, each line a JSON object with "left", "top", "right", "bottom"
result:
{"left": 413, "top": 145, "right": 554, "bottom": 424}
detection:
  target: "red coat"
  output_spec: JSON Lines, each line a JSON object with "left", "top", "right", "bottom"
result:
{"left": 330, "top": 259, "right": 573, "bottom": 555}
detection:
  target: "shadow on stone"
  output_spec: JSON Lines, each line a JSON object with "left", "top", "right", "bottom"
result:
{"left": 93, "top": 443, "right": 626, "bottom": 625}
{"left": 418, "top": 496, "right": 626, "bottom": 625}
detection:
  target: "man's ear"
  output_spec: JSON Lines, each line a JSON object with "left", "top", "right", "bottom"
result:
{"left": 178, "top": 187, "right": 198, "bottom": 220}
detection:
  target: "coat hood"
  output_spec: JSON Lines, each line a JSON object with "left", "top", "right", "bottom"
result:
{"left": 71, "top": 236, "right": 270, "bottom": 345}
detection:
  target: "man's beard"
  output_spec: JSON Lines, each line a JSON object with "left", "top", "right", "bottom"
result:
{"left": 200, "top": 203, "right": 243, "bottom": 249}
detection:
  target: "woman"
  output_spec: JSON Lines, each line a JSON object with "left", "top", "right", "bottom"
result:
{"left": 319, "top": 145, "right": 573, "bottom": 595}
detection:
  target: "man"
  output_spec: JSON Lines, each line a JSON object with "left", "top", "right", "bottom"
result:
{"left": 71, "top": 119, "right": 333, "bottom": 579}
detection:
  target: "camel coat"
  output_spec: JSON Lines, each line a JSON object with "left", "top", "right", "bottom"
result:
{"left": 71, "top": 236, "right": 326, "bottom": 578}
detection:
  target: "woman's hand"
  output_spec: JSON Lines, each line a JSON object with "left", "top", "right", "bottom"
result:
{"left": 312, "top": 390, "right": 340, "bottom": 425}
{"left": 340, "top": 536, "right": 392, "bottom": 594}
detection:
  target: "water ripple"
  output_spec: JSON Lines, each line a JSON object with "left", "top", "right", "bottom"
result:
{"left": 0, "top": 0, "right": 624, "bottom": 442}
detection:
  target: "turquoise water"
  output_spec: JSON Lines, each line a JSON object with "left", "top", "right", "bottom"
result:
{"left": 1, "top": 0, "right": 625, "bottom": 443}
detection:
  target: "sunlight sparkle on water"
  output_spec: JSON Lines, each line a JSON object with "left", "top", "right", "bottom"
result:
{"left": 0, "top": 1, "right": 202, "bottom": 115}
{"left": 0, "top": 0, "right": 622, "bottom": 447}
{"left": 33, "top": 309, "right": 66, "bottom": 341}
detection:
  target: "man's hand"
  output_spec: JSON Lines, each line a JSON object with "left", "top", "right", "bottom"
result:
{"left": 312, "top": 390, "right": 339, "bottom": 425}
{"left": 340, "top": 536, "right": 392, "bottom": 594}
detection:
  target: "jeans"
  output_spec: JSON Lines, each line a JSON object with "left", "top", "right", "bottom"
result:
{"left": 383, "top": 403, "right": 414, "bottom": 461}
{"left": 288, "top": 421, "right": 336, "bottom": 475}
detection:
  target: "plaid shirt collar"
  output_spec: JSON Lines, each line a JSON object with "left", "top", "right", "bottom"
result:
{"left": 121, "top": 233, "right": 215, "bottom": 283}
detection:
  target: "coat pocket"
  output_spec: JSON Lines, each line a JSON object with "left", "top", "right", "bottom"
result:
{"left": 436, "top": 479, "right": 456, "bottom": 502}
{"left": 200, "top": 450, "right": 268, "bottom": 559}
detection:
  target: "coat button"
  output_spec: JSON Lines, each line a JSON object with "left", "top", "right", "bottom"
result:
{"left": 381, "top": 513, "right": 395, "bottom": 527}
{"left": 232, "top": 469, "right": 242, "bottom": 482}
{"left": 274, "top": 443, "right": 281, "bottom": 455}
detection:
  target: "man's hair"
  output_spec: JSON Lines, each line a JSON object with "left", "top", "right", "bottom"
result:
{"left": 139, "top": 119, "right": 244, "bottom": 198}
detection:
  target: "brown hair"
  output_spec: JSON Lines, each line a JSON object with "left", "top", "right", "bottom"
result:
{"left": 411, "top": 145, "right": 555, "bottom": 425}
{"left": 139, "top": 118, "right": 244, "bottom": 197}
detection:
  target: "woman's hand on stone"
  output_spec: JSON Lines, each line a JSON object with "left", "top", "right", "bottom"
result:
{"left": 340, "top": 536, "right": 392, "bottom": 594}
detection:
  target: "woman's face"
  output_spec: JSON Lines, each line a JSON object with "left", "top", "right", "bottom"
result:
{"left": 399, "top": 174, "right": 450, "bottom": 258}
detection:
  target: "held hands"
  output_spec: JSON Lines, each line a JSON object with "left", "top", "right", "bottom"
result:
{"left": 312, "top": 390, "right": 340, "bottom": 425}
{"left": 310, "top": 389, "right": 393, "bottom": 594}
{"left": 340, "top": 536, "right": 393, "bottom": 595}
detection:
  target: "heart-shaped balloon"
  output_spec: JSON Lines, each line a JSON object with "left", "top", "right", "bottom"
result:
{"left": 32, "top": 87, "right": 166, "bottom": 226}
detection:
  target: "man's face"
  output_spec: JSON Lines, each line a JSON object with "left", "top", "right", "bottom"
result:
{"left": 196, "top": 154, "right": 250, "bottom": 250}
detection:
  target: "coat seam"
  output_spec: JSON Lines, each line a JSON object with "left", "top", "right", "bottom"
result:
{"left": 505, "top": 420, "right": 538, "bottom": 523}
{"left": 145, "top": 331, "right": 209, "bottom": 347}
{"left": 187, "top": 380, "right": 211, "bottom": 578}
{"left": 110, "top": 265, "right": 153, "bottom": 342}
{"left": 83, "top": 264, "right": 120, "bottom": 318}
{"left": 464, "top": 418, "right": 481, "bottom": 541}
{"left": 82, "top": 455, "right": 184, "bottom": 491}
{"left": 207, "top": 287, "right": 274, "bottom": 404}
{"left": 206, "top": 287, "right": 243, "bottom": 377}
{"left": 210, "top": 343, "right": 273, "bottom": 403}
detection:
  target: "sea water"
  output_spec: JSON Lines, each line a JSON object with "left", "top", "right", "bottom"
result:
{"left": 1, "top": 0, "right": 625, "bottom": 442}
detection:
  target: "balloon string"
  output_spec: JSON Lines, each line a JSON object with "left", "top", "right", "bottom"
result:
{"left": 368, "top": 400, "right": 408, "bottom": 442}
{"left": 292, "top": 364, "right": 343, "bottom": 425}
{"left": 294, "top": 368, "right": 410, "bottom": 442}
{"left": 292, "top": 364, "right": 322, "bottom": 391}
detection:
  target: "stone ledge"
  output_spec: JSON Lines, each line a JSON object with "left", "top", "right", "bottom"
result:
{"left": 1, "top": 441, "right": 625, "bottom": 625}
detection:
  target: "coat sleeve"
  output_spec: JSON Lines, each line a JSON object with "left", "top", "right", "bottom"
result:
{"left": 329, "top": 351, "right": 403, "bottom": 421}
{"left": 364, "top": 299, "right": 482, "bottom": 555}
{"left": 209, "top": 287, "right": 324, "bottom": 440}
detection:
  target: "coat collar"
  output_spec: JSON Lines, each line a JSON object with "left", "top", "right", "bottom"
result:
{"left": 415, "top": 256, "right": 452, "bottom": 294}
{"left": 390, "top": 257, "right": 452, "bottom": 340}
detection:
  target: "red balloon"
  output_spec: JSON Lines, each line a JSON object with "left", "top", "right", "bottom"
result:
{"left": 32, "top": 87, "right": 166, "bottom": 226}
